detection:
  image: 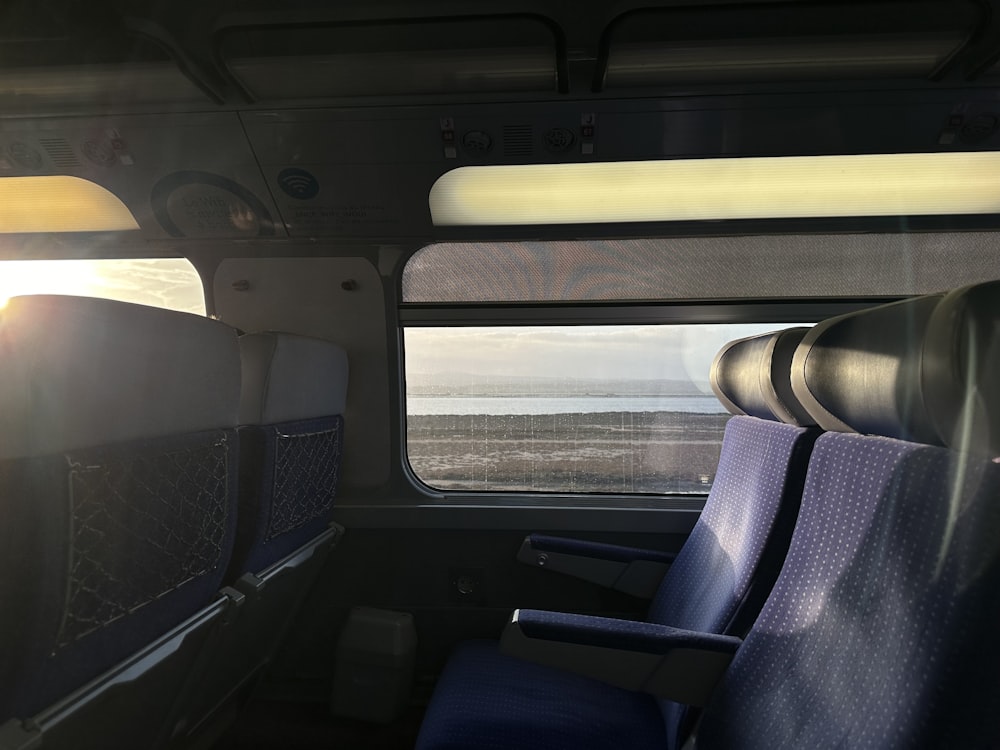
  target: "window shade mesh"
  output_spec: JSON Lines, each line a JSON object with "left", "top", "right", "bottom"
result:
{"left": 402, "top": 234, "right": 1000, "bottom": 302}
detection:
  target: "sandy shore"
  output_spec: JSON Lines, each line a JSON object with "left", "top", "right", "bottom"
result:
{"left": 406, "top": 411, "right": 730, "bottom": 493}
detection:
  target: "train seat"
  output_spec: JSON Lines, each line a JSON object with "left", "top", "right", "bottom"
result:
{"left": 167, "top": 331, "right": 349, "bottom": 745}
{"left": 416, "top": 326, "right": 821, "bottom": 750}
{"left": 0, "top": 295, "right": 242, "bottom": 749}
{"left": 695, "top": 282, "right": 1000, "bottom": 748}
{"left": 230, "top": 331, "right": 348, "bottom": 577}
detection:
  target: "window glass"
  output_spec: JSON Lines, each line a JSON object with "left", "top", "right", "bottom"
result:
{"left": 405, "top": 323, "right": 793, "bottom": 494}
{"left": 0, "top": 258, "right": 205, "bottom": 315}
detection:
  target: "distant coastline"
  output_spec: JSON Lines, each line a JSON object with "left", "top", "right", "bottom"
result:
{"left": 406, "top": 373, "right": 711, "bottom": 398}
{"left": 407, "top": 409, "right": 730, "bottom": 494}
{"left": 407, "top": 394, "right": 725, "bottom": 416}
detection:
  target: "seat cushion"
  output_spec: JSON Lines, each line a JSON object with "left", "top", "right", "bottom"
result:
{"left": 416, "top": 639, "right": 667, "bottom": 750}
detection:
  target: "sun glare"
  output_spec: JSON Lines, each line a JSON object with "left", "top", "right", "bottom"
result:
{"left": 0, "top": 261, "right": 103, "bottom": 309}
{"left": 9, "top": 261, "right": 100, "bottom": 292}
{"left": 0, "top": 259, "right": 206, "bottom": 315}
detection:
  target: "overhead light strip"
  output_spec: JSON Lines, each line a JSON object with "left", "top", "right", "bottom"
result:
{"left": 0, "top": 176, "right": 139, "bottom": 233}
{"left": 429, "top": 153, "right": 1000, "bottom": 226}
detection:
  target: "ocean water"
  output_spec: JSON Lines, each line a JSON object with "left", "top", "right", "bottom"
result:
{"left": 406, "top": 394, "right": 725, "bottom": 416}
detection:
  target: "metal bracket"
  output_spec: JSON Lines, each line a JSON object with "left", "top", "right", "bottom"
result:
{"left": 219, "top": 585, "right": 247, "bottom": 626}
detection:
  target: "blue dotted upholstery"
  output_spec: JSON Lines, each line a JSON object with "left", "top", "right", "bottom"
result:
{"left": 650, "top": 417, "right": 816, "bottom": 746}
{"left": 416, "top": 416, "right": 816, "bottom": 750}
{"left": 698, "top": 431, "right": 1000, "bottom": 749}
{"left": 648, "top": 417, "right": 808, "bottom": 631}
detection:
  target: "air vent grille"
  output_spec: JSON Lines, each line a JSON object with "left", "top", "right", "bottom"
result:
{"left": 39, "top": 138, "right": 79, "bottom": 168}
{"left": 502, "top": 125, "right": 534, "bottom": 157}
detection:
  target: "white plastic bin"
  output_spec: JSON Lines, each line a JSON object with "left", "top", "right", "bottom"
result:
{"left": 331, "top": 607, "right": 416, "bottom": 723}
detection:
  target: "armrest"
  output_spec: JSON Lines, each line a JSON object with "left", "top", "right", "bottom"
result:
{"left": 500, "top": 609, "right": 740, "bottom": 706}
{"left": 517, "top": 534, "right": 675, "bottom": 598}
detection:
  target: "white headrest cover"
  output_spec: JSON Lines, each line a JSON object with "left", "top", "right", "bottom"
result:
{"left": 239, "top": 332, "right": 349, "bottom": 425}
{"left": 0, "top": 295, "right": 241, "bottom": 461}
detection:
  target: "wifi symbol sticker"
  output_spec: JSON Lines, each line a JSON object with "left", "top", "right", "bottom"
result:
{"left": 277, "top": 168, "right": 320, "bottom": 200}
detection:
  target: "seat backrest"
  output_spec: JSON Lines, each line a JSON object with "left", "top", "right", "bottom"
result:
{"left": 229, "top": 331, "right": 349, "bottom": 576}
{"left": 697, "top": 283, "right": 1000, "bottom": 749}
{"left": 651, "top": 326, "right": 817, "bottom": 632}
{"left": 160, "top": 331, "right": 349, "bottom": 746}
{"left": 0, "top": 295, "right": 241, "bottom": 724}
{"left": 652, "top": 327, "right": 819, "bottom": 750}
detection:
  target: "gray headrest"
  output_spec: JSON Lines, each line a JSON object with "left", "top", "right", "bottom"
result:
{"left": 0, "top": 295, "right": 241, "bottom": 461}
{"left": 711, "top": 327, "right": 816, "bottom": 426}
{"left": 791, "top": 295, "right": 945, "bottom": 443}
{"left": 922, "top": 280, "right": 1000, "bottom": 455}
{"left": 239, "top": 332, "right": 349, "bottom": 425}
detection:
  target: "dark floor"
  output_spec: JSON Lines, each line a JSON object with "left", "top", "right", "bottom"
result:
{"left": 215, "top": 699, "right": 424, "bottom": 749}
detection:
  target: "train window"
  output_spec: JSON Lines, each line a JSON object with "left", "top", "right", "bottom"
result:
{"left": 399, "top": 230, "right": 1000, "bottom": 496}
{"left": 0, "top": 258, "right": 205, "bottom": 314}
{"left": 404, "top": 322, "right": 788, "bottom": 494}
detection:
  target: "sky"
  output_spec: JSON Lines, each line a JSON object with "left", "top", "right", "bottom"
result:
{"left": 0, "top": 259, "right": 206, "bottom": 315}
{"left": 405, "top": 323, "right": 789, "bottom": 388}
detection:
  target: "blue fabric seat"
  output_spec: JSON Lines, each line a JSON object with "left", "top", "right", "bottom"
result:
{"left": 229, "top": 331, "right": 349, "bottom": 577}
{"left": 0, "top": 295, "right": 242, "bottom": 748}
{"left": 697, "top": 282, "right": 1000, "bottom": 749}
{"left": 425, "top": 639, "right": 670, "bottom": 750}
{"left": 167, "top": 331, "right": 349, "bottom": 745}
{"left": 417, "top": 327, "right": 820, "bottom": 750}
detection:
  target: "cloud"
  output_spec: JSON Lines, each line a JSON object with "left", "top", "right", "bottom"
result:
{"left": 405, "top": 323, "right": 788, "bottom": 384}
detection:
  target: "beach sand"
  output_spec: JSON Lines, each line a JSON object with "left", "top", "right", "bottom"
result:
{"left": 406, "top": 411, "right": 730, "bottom": 494}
